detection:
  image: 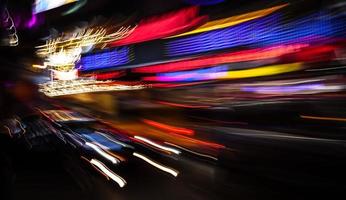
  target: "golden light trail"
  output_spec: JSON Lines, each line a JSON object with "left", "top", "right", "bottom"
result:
{"left": 300, "top": 115, "right": 346, "bottom": 122}
{"left": 90, "top": 159, "right": 127, "bottom": 187}
{"left": 133, "top": 152, "right": 179, "bottom": 177}
{"left": 134, "top": 135, "right": 181, "bottom": 155}
{"left": 169, "top": 4, "right": 288, "bottom": 38}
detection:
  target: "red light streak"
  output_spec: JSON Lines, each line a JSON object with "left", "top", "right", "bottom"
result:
{"left": 156, "top": 101, "right": 211, "bottom": 108}
{"left": 133, "top": 44, "right": 307, "bottom": 73}
{"left": 110, "top": 6, "right": 208, "bottom": 46}
{"left": 142, "top": 119, "right": 195, "bottom": 136}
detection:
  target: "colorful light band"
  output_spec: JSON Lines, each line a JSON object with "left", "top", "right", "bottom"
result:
{"left": 166, "top": 12, "right": 346, "bottom": 57}
{"left": 143, "top": 63, "right": 302, "bottom": 82}
{"left": 134, "top": 44, "right": 307, "bottom": 73}
{"left": 170, "top": 4, "right": 288, "bottom": 38}
{"left": 78, "top": 47, "right": 131, "bottom": 71}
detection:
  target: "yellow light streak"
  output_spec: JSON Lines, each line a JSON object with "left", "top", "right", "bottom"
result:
{"left": 169, "top": 4, "right": 288, "bottom": 38}
{"left": 220, "top": 62, "right": 302, "bottom": 79}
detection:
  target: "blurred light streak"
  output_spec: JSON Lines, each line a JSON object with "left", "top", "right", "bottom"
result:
{"left": 62, "top": 0, "right": 87, "bottom": 15}
{"left": 41, "top": 110, "right": 95, "bottom": 122}
{"left": 78, "top": 47, "right": 131, "bottom": 71}
{"left": 142, "top": 119, "right": 195, "bottom": 136}
{"left": 144, "top": 63, "right": 302, "bottom": 82}
{"left": 163, "top": 131, "right": 225, "bottom": 149}
{"left": 156, "top": 101, "right": 211, "bottom": 108}
{"left": 3, "top": 126, "right": 12, "bottom": 138}
{"left": 166, "top": 11, "right": 346, "bottom": 57}
{"left": 85, "top": 142, "right": 120, "bottom": 164}
{"left": 96, "top": 131, "right": 134, "bottom": 149}
{"left": 110, "top": 6, "right": 208, "bottom": 46}
{"left": 164, "top": 142, "right": 218, "bottom": 161}
{"left": 39, "top": 80, "right": 147, "bottom": 97}
{"left": 26, "top": 14, "right": 37, "bottom": 28}
{"left": 170, "top": 4, "right": 288, "bottom": 38}
{"left": 34, "top": 0, "right": 78, "bottom": 14}
{"left": 82, "top": 133, "right": 123, "bottom": 151}
{"left": 36, "top": 26, "right": 135, "bottom": 70}
{"left": 3, "top": 8, "right": 18, "bottom": 46}
{"left": 133, "top": 44, "right": 307, "bottom": 73}
{"left": 221, "top": 62, "right": 302, "bottom": 79}
{"left": 152, "top": 82, "right": 210, "bottom": 88}
{"left": 134, "top": 136, "right": 181, "bottom": 155}
{"left": 306, "top": 66, "right": 346, "bottom": 72}
{"left": 146, "top": 65, "right": 228, "bottom": 82}
{"left": 242, "top": 83, "right": 325, "bottom": 94}
{"left": 300, "top": 115, "right": 346, "bottom": 122}
{"left": 52, "top": 69, "right": 78, "bottom": 80}
{"left": 133, "top": 152, "right": 179, "bottom": 177}
{"left": 81, "top": 156, "right": 110, "bottom": 180}
{"left": 94, "top": 71, "right": 125, "bottom": 80}
{"left": 89, "top": 158, "right": 127, "bottom": 187}
{"left": 32, "top": 64, "right": 47, "bottom": 69}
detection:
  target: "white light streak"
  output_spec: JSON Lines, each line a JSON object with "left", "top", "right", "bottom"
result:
{"left": 39, "top": 79, "right": 147, "bottom": 97}
{"left": 85, "top": 142, "right": 120, "bottom": 164}
{"left": 164, "top": 142, "right": 218, "bottom": 161}
{"left": 90, "top": 159, "right": 127, "bottom": 187}
{"left": 134, "top": 136, "right": 181, "bottom": 155}
{"left": 133, "top": 152, "right": 179, "bottom": 177}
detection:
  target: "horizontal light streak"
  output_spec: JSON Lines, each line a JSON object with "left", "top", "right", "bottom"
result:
{"left": 134, "top": 136, "right": 181, "bottom": 155}
{"left": 85, "top": 142, "right": 120, "bottom": 164}
{"left": 170, "top": 4, "right": 288, "bottom": 38}
{"left": 133, "top": 44, "right": 307, "bottom": 73}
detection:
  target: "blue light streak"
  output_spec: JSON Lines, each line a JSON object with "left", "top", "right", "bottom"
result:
{"left": 78, "top": 47, "right": 131, "bottom": 71}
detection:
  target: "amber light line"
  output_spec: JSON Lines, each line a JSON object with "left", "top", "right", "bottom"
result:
{"left": 300, "top": 115, "right": 346, "bottom": 122}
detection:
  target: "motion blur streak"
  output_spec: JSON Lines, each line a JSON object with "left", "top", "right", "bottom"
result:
{"left": 133, "top": 152, "right": 179, "bottom": 177}
{"left": 300, "top": 115, "right": 346, "bottom": 122}
{"left": 221, "top": 62, "right": 302, "bottom": 79}
{"left": 170, "top": 4, "right": 288, "bottom": 38}
{"left": 144, "top": 63, "right": 303, "bottom": 82}
{"left": 164, "top": 142, "right": 218, "bottom": 161}
{"left": 133, "top": 44, "right": 307, "bottom": 73}
{"left": 110, "top": 6, "right": 208, "bottom": 46}
{"left": 85, "top": 142, "right": 120, "bottom": 164}
{"left": 142, "top": 119, "right": 195, "bottom": 136}
{"left": 156, "top": 101, "right": 211, "bottom": 108}
{"left": 90, "top": 159, "right": 127, "bottom": 188}
{"left": 134, "top": 136, "right": 181, "bottom": 155}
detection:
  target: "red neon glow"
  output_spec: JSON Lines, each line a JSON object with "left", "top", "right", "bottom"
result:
{"left": 95, "top": 71, "right": 125, "bottom": 80}
{"left": 110, "top": 6, "right": 208, "bottom": 47}
{"left": 133, "top": 44, "right": 308, "bottom": 73}
{"left": 142, "top": 119, "right": 195, "bottom": 136}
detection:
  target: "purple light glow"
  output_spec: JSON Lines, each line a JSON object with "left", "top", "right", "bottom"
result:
{"left": 26, "top": 14, "right": 37, "bottom": 28}
{"left": 242, "top": 84, "right": 325, "bottom": 94}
